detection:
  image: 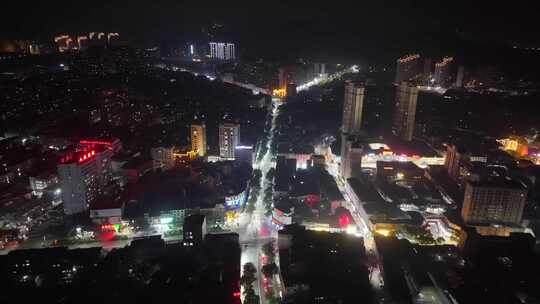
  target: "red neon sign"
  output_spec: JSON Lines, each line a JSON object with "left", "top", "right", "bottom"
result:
{"left": 78, "top": 150, "right": 96, "bottom": 163}
{"left": 80, "top": 140, "right": 112, "bottom": 146}
{"left": 233, "top": 291, "right": 241, "bottom": 297}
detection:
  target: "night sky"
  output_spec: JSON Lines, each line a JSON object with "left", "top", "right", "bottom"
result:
{"left": 2, "top": 1, "right": 540, "bottom": 61}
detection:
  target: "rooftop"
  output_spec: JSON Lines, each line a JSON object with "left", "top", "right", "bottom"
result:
{"left": 467, "top": 177, "right": 526, "bottom": 190}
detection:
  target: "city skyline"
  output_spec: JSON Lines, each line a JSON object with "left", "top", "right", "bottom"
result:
{"left": 3, "top": 2, "right": 540, "bottom": 62}
{"left": 1, "top": 4, "right": 540, "bottom": 304}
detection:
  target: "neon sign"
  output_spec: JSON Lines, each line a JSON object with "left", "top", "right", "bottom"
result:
{"left": 78, "top": 150, "right": 96, "bottom": 163}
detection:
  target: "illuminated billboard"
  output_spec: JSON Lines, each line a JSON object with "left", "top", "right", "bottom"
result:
{"left": 225, "top": 190, "right": 247, "bottom": 210}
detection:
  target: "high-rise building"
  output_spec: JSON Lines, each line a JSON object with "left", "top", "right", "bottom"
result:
{"left": 342, "top": 81, "right": 365, "bottom": 134}
{"left": 191, "top": 124, "right": 207, "bottom": 157}
{"left": 434, "top": 57, "right": 454, "bottom": 86}
{"left": 219, "top": 123, "right": 240, "bottom": 159}
{"left": 395, "top": 54, "right": 421, "bottom": 83}
{"left": 340, "top": 134, "right": 363, "bottom": 180}
{"left": 58, "top": 147, "right": 112, "bottom": 215}
{"left": 209, "top": 42, "right": 235, "bottom": 60}
{"left": 393, "top": 82, "right": 419, "bottom": 141}
{"left": 462, "top": 179, "right": 526, "bottom": 225}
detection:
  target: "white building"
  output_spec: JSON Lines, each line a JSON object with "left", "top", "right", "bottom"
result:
{"left": 209, "top": 42, "right": 235, "bottom": 60}
{"left": 58, "top": 147, "right": 112, "bottom": 215}
{"left": 219, "top": 123, "right": 240, "bottom": 159}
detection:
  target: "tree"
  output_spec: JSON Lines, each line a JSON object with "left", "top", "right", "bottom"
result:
{"left": 240, "top": 262, "right": 257, "bottom": 287}
{"left": 243, "top": 286, "right": 260, "bottom": 304}
{"left": 243, "top": 262, "right": 257, "bottom": 275}
{"left": 261, "top": 263, "right": 278, "bottom": 277}
{"left": 252, "top": 169, "right": 262, "bottom": 182}
{"left": 262, "top": 241, "right": 276, "bottom": 259}
{"left": 266, "top": 167, "right": 276, "bottom": 181}
{"left": 265, "top": 288, "right": 280, "bottom": 303}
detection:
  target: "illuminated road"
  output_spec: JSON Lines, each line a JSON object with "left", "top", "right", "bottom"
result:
{"left": 239, "top": 98, "right": 281, "bottom": 304}
{"left": 296, "top": 65, "right": 359, "bottom": 92}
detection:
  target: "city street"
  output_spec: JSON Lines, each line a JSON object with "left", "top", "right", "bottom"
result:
{"left": 239, "top": 97, "right": 281, "bottom": 304}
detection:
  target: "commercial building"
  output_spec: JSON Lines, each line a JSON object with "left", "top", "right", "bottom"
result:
{"left": 190, "top": 123, "right": 207, "bottom": 157}
{"left": 376, "top": 161, "right": 425, "bottom": 182}
{"left": 219, "top": 123, "right": 240, "bottom": 159}
{"left": 461, "top": 179, "right": 526, "bottom": 225}
{"left": 234, "top": 145, "right": 254, "bottom": 165}
{"left": 278, "top": 225, "right": 372, "bottom": 303}
{"left": 395, "top": 54, "right": 421, "bottom": 83}
{"left": 209, "top": 42, "right": 235, "bottom": 60}
{"left": 58, "top": 147, "right": 112, "bottom": 215}
{"left": 79, "top": 138, "right": 122, "bottom": 154}
{"left": 341, "top": 81, "right": 365, "bottom": 134}
{"left": 89, "top": 198, "right": 124, "bottom": 224}
{"left": 393, "top": 82, "right": 419, "bottom": 141}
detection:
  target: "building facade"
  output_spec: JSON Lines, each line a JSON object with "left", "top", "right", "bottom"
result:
{"left": 235, "top": 145, "right": 254, "bottom": 165}
{"left": 29, "top": 174, "right": 59, "bottom": 198}
{"left": 219, "top": 123, "right": 240, "bottom": 159}
{"left": 444, "top": 144, "right": 464, "bottom": 181}
{"left": 151, "top": 147, "right": 175, "bottom": 171}
{"left": 342, "top": 81, "right": 365, "bottom": 134}
{"left": 444, "top": 143, "right": 488, "bottom": 185}
{"left": 209, "top": 42, "right": 235, "bottom": 60}
{"left": 393, "top": 82, "right": 419, "bottom": 141}
{"left": 340, "top": 134, "right": 363, "bottom": 180}
{"left": 462, "top": 180, "right": 526, "bottom": 225}
{"left": 395, "top": 54, "right": 421, "bottom": 83}
{"left": 58, "top": 148, "right": 112, "bottom": 215}
{"left": 190, "top": 123, "right": 207, "bottom": 157}
{"left": 434, "top": 57, "right": 454, "bottom": 86}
